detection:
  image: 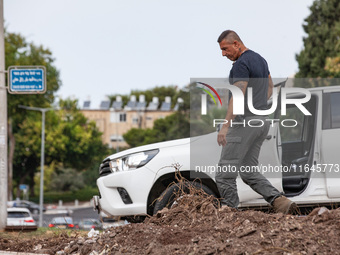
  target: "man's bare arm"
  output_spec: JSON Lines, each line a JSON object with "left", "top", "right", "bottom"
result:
{"left": 268, "top": 74, "right": 273, "bottom": 99}
{"left": 223, "top": 80, "right": 248, "bottom": 127}
{"left": 217, "top": 80, "right": 248, "bottom": 146}
{"left": 234, "top": 80, "right": 248, "bottom": 94}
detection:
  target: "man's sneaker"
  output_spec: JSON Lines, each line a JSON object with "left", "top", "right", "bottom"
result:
{"left": 273, "top": 196, "right": 297, "bottom": 214}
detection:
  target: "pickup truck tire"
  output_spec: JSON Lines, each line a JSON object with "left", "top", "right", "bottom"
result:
{"left": 153, "top": 181, "right": 217, "bottom": 215}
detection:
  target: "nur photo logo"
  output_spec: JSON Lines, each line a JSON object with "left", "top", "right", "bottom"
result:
{"left": 196, "top": 82, "right": 222, "bottom": 115}
{"left": 195, "top": 80, "right": 312, "bottom": 128}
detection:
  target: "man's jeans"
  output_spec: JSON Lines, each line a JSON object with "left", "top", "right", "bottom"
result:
{"left": 215, "top": 115, "right": 281, "bottom": 208}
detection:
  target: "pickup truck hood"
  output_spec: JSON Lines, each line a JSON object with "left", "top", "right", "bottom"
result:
{"left": 106, "top": 137, "right": 193, "bottom": 160}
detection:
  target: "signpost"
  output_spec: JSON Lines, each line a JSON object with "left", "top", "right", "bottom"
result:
{"left": 19, "top": 184, "right": 29, "bottom": 200}
{"left": 8, "top": 66, "right": 46, "bottom": 94}
{"left": 19, "top": 184, "right": 28, "bottom": 191}
{"left": 0, "top": 0, "right": 7, "bottom": 231}
{"left": 19, "top": 106, "right": 51, "bottom": 227}
{"left": 0, "top": 1, "right": 47, "bottom": 231}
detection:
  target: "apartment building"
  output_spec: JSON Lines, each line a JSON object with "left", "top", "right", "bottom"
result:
{"left": 81, "top": 95, "right": 182, "bottom": 149}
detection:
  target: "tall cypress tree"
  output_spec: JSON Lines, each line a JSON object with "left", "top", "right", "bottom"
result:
{"left": 295, "top": 0, "right": 340, "bottom": 79}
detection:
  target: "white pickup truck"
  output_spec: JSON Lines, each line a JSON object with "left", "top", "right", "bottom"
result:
{"left": 93, "top": 84, "right": 340, "bottom": 220}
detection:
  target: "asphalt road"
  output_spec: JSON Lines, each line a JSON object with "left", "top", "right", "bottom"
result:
{"left": 33, "top": 207, "right": 100, "bottom": 227}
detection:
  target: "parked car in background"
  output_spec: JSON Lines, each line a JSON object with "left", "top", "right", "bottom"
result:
{"left": 77, "top": 218, "right": 103, "bottom": 230}
{"left": 6, "top": 207, "right": 37, "bottom": 231}
{"left": 8, "top": 200, "right": 46, "bottom": 215}
{"left": 48, "top": 217, "right": 75, "bottom": 229}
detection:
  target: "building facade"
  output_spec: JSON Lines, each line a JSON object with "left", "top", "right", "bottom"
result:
{"left": 81, "top": 96, "right": 179, "bottom": 150}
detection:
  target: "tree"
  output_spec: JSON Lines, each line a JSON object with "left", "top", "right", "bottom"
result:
{"left": 14, "top": 99, "right": 110, "bottom": 196}
{"left": 49, "top": 167, "right": 85, "bottom": 192}
{"left": 5, "top": 31, "right": 61, "bottom": 199}
{"left": 6, "top": 32, "right": 61, "bottom": 120}
{"left": 47, "top": 99, "right": 109, "bottom": 170}
{"left": 325, "top": 18, "right": 340, "bottom": 76}
{"left": 295, "top": 0, "right": 340, "bottom": 80}
{"left": 123, "top": 86, "right": 190, "bottom": 147}
{"left": 6, "top": 31, "right": 110, "bottom": 197}
{"left": 123, "top": 112, "right": 190, "bottom": 147}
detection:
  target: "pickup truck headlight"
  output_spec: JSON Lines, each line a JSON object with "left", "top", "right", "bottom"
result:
{"left": 109, "top": 149, "right": 159, "bottom": 172}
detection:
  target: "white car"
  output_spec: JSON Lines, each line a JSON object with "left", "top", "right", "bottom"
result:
{"left": 93, "top": 85, "right": 340, "bottom": 220}
{"left": 6, "top": 207, "right": 37, "bottom": 231}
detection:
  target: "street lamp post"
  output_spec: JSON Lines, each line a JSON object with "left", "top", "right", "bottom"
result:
{"left": 19, "top": 106, "right": 52, "bottom": 227}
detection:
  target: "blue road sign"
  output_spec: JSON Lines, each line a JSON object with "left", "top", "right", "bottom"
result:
{"left": 9, "top": 67, "right": 46, "bottom": 93}
{"left": 19, "top": 184, "right": 28, "bottom": 190}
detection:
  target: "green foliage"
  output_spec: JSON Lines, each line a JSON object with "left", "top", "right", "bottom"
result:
{"left": 295, "top": 0, "right": 340, "bottom": 80}
{"left": 13, "top": 98, "right": 110, "bottom": 195}
{"left": 6, "top": 34, "right": 121, "bottom": 193}
{"left": 131, "top": 86, "right": 179, "bottom": 108}
{"left": 325, "top": 56, "right": 340, "bottom": 76}
{"left": 6, "top": 32, "right": 61, "bottom": 125}
{"left": 121, "top": 85, "right": 190, "bottom": 148}
{"left": 46, "top": 98, "right": 110, "bottom": 170}
{"left": 123, "top": 111, "right": 190, "bottom": 147}
{"left": 5, "top": 31, "right": 62, "bottom": 196}
{"left": 108, "top": 85, "right": 180, "bottom": 108}
{"left": 121, "top": 128, "right": 149, "bottom": 148}
{"left": 152, "top": 111, "right": 190, "bottom": 140}
{"left": 30, "top": 186, "right": 99, "bottom": 203}
{"left": 190, "top": 107, "right": 227, "bottom": 137}
{"left": 49, "top": 167, "right": 85, "bottom": 192}
{"left": 82, "top": 164, "right": 102, "bottom": 188}
{"left": 107, "top": 94, "right": 129, "bottom": 107}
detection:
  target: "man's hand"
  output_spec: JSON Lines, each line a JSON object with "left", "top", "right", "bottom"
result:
{"left": 216, "top": 80, "right": 247, "bottom": 147}
{"left": 217, "top": 125, "right": 228, "bottom": 147}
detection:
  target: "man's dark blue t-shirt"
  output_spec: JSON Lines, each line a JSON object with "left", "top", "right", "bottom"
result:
{"left": 229, "top": 49, "right": 270, "bottom": 116}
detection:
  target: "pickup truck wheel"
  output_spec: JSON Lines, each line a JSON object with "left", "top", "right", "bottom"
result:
{"left": 153, "top": 181, "right": 216, "bottom": 215}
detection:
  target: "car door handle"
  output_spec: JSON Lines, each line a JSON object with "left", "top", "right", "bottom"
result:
{"left": 265, "top": 135, "right": 272, "bottom": 140}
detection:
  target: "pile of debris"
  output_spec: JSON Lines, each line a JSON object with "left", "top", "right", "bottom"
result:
{"left": 1, "top": 181, "right": 340, "bottom": 254}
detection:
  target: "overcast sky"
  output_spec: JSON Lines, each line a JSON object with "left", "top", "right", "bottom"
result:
{"left": 4, "top": 0, "right": 314, "bottom": 108}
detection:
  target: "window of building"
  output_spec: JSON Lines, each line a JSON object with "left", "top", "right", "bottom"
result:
{"left": 120, "top": 113, "right": 127, "bottom": 122}
{"left": 110, "top": 112, "right": 127, "bottom": 123}
{"left": 132, "top": 117, "right": 139, "bottom": 124}
{"left": 110, "top": 135, "right": 124, "bottom": 142}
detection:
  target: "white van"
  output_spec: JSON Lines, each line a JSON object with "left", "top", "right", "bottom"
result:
{"left": 93, "top": 85, "right": 340, "bottom": 220}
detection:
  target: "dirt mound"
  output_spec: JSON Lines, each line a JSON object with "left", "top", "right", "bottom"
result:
{"left": 2, "top": 199, "right": 340, "bottom": 254}
{"left": 1, "top": 179, "right": 340, "bottom": 254}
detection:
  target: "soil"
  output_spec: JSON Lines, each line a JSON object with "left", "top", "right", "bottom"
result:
{"left": 1, "top": 194, "right": 340, "bottom": 255}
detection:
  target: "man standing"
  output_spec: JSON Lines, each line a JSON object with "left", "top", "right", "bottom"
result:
{"left": 215, "top": 30, "right": 296, "bottom": 214}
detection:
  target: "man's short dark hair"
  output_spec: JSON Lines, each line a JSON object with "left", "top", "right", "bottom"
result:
{"left": 217, "top": 30, "right": 243, "bottom": 44}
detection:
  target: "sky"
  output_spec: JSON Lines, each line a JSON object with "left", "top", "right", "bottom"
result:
{"left": 4, "top": 0, "right": 315, "bottom": 108}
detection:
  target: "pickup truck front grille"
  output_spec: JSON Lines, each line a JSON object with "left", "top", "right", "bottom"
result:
{"left": 99, "top": 158, "right": 111, "bottom": 176}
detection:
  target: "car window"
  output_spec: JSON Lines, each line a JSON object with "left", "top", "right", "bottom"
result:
{"left": 8, "top": 211, "right": 30, "bottom": 218}
{"left": 323, "top": 92, "right": 340, "bottom": 129}
{"left": 330, "top": 92, "right": 340, "bottom": 128}
{"left": 53, "top": 217, "right": 73, "bottom": 224}
{"left": 280, "top": 106, "right": 304, "bottom": 142}
{"left": 83, "top": 220, "right": 100, "bottom": 225}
